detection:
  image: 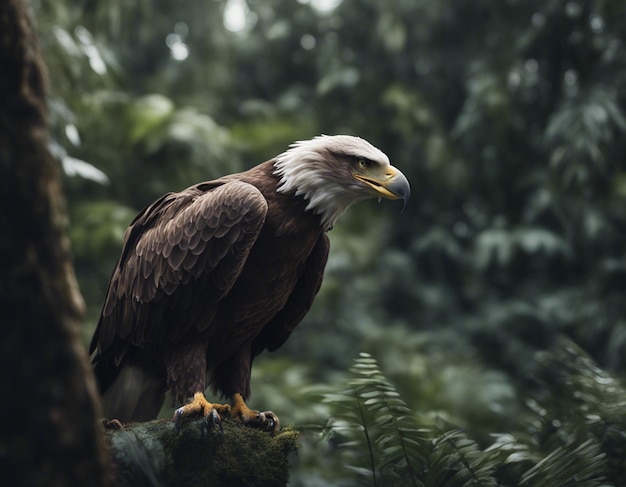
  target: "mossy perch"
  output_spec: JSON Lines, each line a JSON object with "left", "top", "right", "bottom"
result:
{"left": 103, "top": 418, "right": 299, "bottom": 486}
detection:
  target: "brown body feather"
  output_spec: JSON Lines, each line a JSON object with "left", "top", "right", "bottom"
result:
{"left": 90, "top": 160, "right": 329, "bottom": 421}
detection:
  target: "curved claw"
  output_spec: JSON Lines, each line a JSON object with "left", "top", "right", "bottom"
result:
{"left": 260, "top": 410, "right": 280, "bottom": 433}
{"left": 175, "top": 404, "right": 225, "bottom": 434}
{"left": 173, "top": 392, "right": 229, "bottom": 434}
{"left": 239, "top": 409, "right": 280, "bottom": 432}
{"left": 174, "top": 407, "right": 186, "bottom": 434}
{"left": 204, "top": 408, "right": 223, "bottom": 434}
{"left": 200, "top": 409, "right": 224, "bottom": 435}
{"left": 229, "top": 393, "right": 281, "bottom": 433}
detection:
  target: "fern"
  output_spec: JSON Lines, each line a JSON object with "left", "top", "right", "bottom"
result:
{"left": 484, "top": 339, "right": 625, "bottom": 486}
{"left": 519, "top": 439, "right": 607, "bottom": 486}
{"left": 323, "top": 353, "right": 425, "bottom": 486}
{"left": 323, "top": 353, "right": 500, "bottom": 487}
{"left": 425, "top": 429, "right": 499, "bottom": 487}
{"left": 517, "top": 339, "right": 626, "bottom": 486}
{"left": 321, "top": 344, "right": 626, "bottom": 486}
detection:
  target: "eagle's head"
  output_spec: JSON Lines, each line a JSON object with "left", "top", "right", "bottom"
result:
{"left": 274, "top": 135, "right": 411, "bottom": 229}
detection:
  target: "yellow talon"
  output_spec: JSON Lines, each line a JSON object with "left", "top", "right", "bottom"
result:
{"left": 174, "top": 392, "right": 230, "bottom": 433}
{"left": 229, "top": 393, "right": 280, "bottom": 433}
{"left": 173, "top": 392, "right": 279, "bottom": 433}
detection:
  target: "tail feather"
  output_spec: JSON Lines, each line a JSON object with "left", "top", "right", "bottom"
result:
{"left": 101, "top": 365, "right": 167, "bottom": 422}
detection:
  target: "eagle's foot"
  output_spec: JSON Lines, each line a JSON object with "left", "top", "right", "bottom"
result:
{"left": 101, "top": 418, "right": 124, "bottom": 431}
{"left": 174, "top": 392, "right": 230, "bottom": 434}
{"left": 230, "top": 393, "right": 280, "bottom": 433}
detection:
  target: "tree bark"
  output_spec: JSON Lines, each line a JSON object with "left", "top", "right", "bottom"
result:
{"left": 0, "top": 0, "right": 111, "bottom": 485}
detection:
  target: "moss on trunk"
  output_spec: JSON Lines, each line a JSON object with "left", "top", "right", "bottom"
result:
{"left": 104, "top": 418, "right": 299, "bottom": 487}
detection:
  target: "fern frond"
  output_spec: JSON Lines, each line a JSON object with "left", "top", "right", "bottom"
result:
{"left": 323, "top": 352, "right": 427, "bottom": 486}
{"left": 481, "top": 339, "right": 624, "bottom": 486}
{"left": 352, "top": 353, "right": 427, "bottom": 486}
{"left": 518, "top": 339, "right": 624, "bottom": 486}
{"left": 425, "top": 428, "right": 500, "bottom": 487}
{"left": 519, "top": 439, "right": 608, "bottom": 487}
{"left": 323, "top": 353, "right": 504, "bottom": 486}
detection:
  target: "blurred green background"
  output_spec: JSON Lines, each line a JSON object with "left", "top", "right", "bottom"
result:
{"left": 34, "top": 0, "right": 626, "bottom": 484}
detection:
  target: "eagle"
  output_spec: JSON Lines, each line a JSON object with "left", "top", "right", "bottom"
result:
{"left": 90, "top": 135, "right": 410, "bottom": 432}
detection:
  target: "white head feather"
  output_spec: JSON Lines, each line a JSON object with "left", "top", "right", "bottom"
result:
{"left": 273, "top": 135, "right": 390, "bottom": 230}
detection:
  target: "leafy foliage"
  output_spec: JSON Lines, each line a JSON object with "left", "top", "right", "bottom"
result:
{"left": 320, "top": 349, "right": 626, "bottom": 486}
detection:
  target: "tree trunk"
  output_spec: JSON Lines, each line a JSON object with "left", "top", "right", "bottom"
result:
{"left": 0, "top": 0, "right": 111, "bottom": 485}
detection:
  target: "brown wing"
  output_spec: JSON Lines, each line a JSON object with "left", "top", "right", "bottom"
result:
{"left": 90, "top": 179, "right": 268, "bottom": 364}
{"left": 251, "top": 232, "right": 329, "bottom": 356}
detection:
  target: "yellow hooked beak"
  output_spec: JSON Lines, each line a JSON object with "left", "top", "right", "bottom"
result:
{"left": 354, "top": 165, "right": 411, "bottom": 210}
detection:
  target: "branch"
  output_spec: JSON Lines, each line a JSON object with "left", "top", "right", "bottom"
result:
{"left": 104, "top": 418, "right": 299, "bottom": 487}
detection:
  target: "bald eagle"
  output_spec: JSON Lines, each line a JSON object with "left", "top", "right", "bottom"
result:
{"left": 90, "top": 135, "right": 410, "bottom": 431}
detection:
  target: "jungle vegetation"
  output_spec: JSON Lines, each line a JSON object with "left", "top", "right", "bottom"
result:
{"left": 33, "top": 0, "right": 626, "bottom": 484}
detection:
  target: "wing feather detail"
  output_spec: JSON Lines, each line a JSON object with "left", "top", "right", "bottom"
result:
{"left": 251, "top": 232, "right": 330, "bottom": 355}
{"left": 91, "top": 180, "right": 268, "bottom": 355}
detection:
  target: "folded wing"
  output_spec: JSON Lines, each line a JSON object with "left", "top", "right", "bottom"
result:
{"left": 90, "top": 180, "right": 269, "bottom": 368}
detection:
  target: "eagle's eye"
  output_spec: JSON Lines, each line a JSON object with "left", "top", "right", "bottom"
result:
{"left": 357, "top": 158, "right": 371, "bottom": 169}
